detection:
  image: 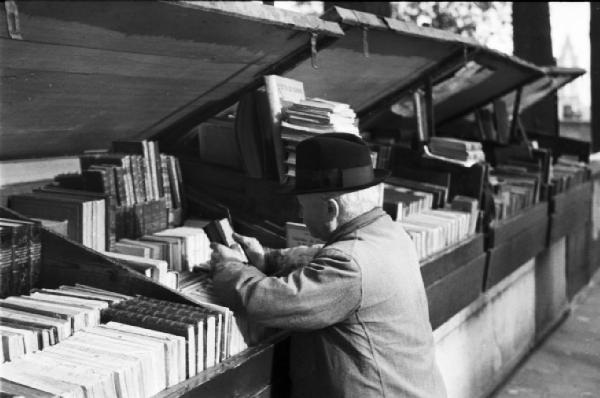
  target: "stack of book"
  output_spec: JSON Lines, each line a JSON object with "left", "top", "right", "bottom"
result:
{"left": 0, "top": 285, "right": 123, "bottom": 364}
{"left": 281, "top": 98, "right": 359, "bottom": 178}
{"left": 282, "top": 98, "right": 359, "bottom": 136}
{"left": 107, "top": 225, "right": 213, "bottom": 289}
{"left": 0, "top": 283, "right": 251, "bottom": 396}
{"left": 0, "top": 218, "right": 41, "bottom": 298}
{"left": 53, "top": 140, "right": 184, "bottom": 246}
{"left": 382, "top": 177, "right": 479, "bottom": 261}
{"left": 427, "top": 137, "right": 486, "bottom": 164}
{"left": 489, "top": 164, "right": 542, "bottom": 222}
{"left": 550, "top": 155, "right": 590, "bottom": 194}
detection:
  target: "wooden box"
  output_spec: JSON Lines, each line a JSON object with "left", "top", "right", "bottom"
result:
{"left": 420, "top": 234, "right": 486, "bottom": 329}
{"left": 485, "top": 202, "right": 549, "bottom": 289}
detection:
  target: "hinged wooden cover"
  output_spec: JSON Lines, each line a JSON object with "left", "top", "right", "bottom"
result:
{"left": 432, "top": 49, "right": 545, "bottom": 123}
{"left": 0, "top": 1, "right": 343, "bottom": 160}
{"left": 282, "top": 6, "right": 477, "bottom": 123}
{"left": 496, "top": 66, "right": 586, "bottom": 115}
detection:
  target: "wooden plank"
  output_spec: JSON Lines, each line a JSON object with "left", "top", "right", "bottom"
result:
{"left": 485, "top": 217, "right": 549, "bottom": 290}
{"left": 566, "top": 222, "right": 592, "bottom": 300}
{"left": 434, "top": 50, "right": 543, "bottom": 124}
{"left": 0, "top": 38, "right": 263, "bottom": 82}
{"left": 426, "top": 253, "right": 486, "bottom": 329}
{"left": 487, "top": 201, "right": 549, "bottom": 248}
{"left": 0, "top": 66, "right": 254, "bottom": 158}
{"left": 420, "top": 233, "right": 485, "bottom": 287}
{"left": 155, "top": 334, "right": 290, "bottom": 398}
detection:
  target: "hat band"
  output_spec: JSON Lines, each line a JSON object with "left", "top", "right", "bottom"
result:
{"left": 296, "top": 165, "right": 375, "bottom": 191}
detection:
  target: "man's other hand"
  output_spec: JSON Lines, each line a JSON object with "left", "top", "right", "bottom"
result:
{"left": 232, "top": 232, "right": 266, "bottom": 272}
{"left": 210, "top": 242, "right": 247, "bottom": 273}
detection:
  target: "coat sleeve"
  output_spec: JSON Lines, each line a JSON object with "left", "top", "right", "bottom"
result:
{"left": 212, "top": 247, "right": 362, "bottom": 330}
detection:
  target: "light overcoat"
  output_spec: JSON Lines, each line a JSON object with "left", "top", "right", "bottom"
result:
{"left": 213, "top": 207, "right": 447, "bottom": 398}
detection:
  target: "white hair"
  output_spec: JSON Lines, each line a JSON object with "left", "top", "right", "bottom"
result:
{"left": 321, "top": 184, "right": 382, "bottom": 225}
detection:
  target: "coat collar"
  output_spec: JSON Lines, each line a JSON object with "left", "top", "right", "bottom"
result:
{"left": 325, "top": 207, "right": 388, "bottom": 245}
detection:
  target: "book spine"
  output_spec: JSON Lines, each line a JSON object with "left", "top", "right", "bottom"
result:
{"left": 132, "top": 155, "right": 146, "bottom": 204}
{"left": 114, "top": 167, "right": 128, "bottom": 207}
{"left": 160, "top": 155, "right": 173, "bottom": 209}
{"left": 147, "top": 141, "right": 158, "bottom": 200}
{"left": 173, "top": 156, "right": 185, "bottom": 213}
{"left": 168, "top": 156, "right": 182, "bottom": 209}
{"left": 152, "top": 142, "right": 164, "bottom": 198}
{"left": 141, "top": 140, "right": 154, "bottom": 201}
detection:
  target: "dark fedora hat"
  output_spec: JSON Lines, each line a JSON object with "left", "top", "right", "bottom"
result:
{"left": 285, "top": 133, "right": 390, "bottom": 195}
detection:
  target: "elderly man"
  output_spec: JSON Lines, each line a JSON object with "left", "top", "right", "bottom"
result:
{"left": 210, "top": 133, "right": 446, "bottom": 398}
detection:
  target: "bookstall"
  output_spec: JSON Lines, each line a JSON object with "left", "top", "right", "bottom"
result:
{"left": 466, "top": 65, "right": 592, "bottom": 335}
{"left": 494, "top": 66, "right": 594, "bottom": 301}
{"left": 0, "top": 1, "right": 345, "bottom": 397}
{"left": 0, "top": 2, "right": 595, "bottom": 398}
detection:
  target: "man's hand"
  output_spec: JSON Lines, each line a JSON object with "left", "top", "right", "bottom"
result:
{"left": 232, "top": 232, "right": 266, "bottom": 272}
{"left": 210, "top": 242, "right": 247, "bottom": 274}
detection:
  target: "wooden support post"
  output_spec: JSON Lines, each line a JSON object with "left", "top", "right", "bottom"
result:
{"left": 425, "top": 77, "right": 435, "bottom": 140}
{"left": 510, "top": 87, "right": 522, "bottom": 144}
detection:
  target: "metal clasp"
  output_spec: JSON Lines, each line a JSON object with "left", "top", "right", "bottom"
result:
{"left": 310, "top": 33, "right": 318, "bottom": 69}
{"left": 5, "top": 0, "right": 23, "bottom": 40}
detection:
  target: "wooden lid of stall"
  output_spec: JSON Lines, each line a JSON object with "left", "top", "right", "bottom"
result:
{"left": 495, "top": 66, "right": 586, "bottom": 115}
{"left": 0, "top": 1, "right": 343, "bottom": 160}
{"left": 432, "top": 50, "right": 544, "bottom": 123}
{"left": 280, "top": 6, "right": 544, "bottom": 129}
{"left": 282, "top": 6, "right": 478, "bottom": 123}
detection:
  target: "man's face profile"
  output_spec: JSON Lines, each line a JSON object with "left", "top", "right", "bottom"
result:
{"left": 297, "top": 194, "right": 331, "bottom": 240}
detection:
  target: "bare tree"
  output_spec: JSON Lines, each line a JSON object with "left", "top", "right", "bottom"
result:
{"left": 513, "top": 2, "right": 557, "bottom": 137}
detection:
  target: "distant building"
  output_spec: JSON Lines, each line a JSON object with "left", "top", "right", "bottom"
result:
{"left": 557, "top": 35, "right": 587, "bottom": 121}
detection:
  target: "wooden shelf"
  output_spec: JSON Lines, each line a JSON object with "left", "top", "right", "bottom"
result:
{"left": 485, "top": 207, "right": 549, "bottom": 290}
{"left": 548, "top": 181, "right": 593, "bottom": 243}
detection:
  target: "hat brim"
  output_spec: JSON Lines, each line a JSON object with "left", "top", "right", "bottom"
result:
{"left": 277, "top": 169, "right": 391, "bottom": 195}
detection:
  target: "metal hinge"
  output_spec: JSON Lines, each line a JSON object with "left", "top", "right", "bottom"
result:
{"left": 5, "top": 0, "right": 23, "bottom": 40}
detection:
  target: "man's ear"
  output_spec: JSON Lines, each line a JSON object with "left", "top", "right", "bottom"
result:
{"left": 326, "top": 198, "right": 340, "bottom": 221}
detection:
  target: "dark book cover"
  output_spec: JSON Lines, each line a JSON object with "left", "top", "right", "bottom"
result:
{"left": 54, "top": 173, "right": 85, "bottom": 190}
{"left": 167, "top": 156, "right": 182, "bottom": 209}
{"left": 8, "top": 194, "right": 84, "bottom": 244}
{"left": 150, "top": 141, "right": 164, "bottom": 198}
{"left": 80, "top": 153, "right": 128, "bottom": 171}
{"left": 160, "top": 155, "right": 173, "bottom": 209}
{"left": 0, "top": 220, "right": 28, "bottom": 296}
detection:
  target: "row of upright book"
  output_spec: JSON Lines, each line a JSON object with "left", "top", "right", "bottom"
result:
{"left": 6, "top": 140, "right": 185, "bottom": 253}
{"left": 0, "top": 284, "right": 248, "bottom": 398}
{"left": 0, "top": 218, "right": 41, "bottom": 298}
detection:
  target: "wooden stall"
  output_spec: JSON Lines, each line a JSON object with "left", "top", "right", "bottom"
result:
{"left": 1, "top": 2, "right": 593, "bottom": 398}
{"left": 0, "top": 2, "right": 345, "bottom": 397}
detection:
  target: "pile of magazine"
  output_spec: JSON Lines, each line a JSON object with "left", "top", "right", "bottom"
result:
{"left": 426, "top": 137, "right": 486, "bottom": 166}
